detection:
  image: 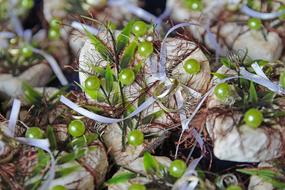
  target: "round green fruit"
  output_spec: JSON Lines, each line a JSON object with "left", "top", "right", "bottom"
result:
{"left": 21, "top": 0, "right": 34, "bottom": 9}
{"left": 214, "top": 83, "right": 231, "bottom": 101}
{"left": 168, "top": 159, "right": 187, "bottom": 178}
{"left": 128, "top": 130, "right": 144, "bottom": 146}
{"left": 183, "top": 58, "right": 201, "bottom": 74}
{"left": 21, "top": 45, "right": 33, "bottom": 58}
{"left": 132, "top": 21, "right": 148, "bottom": 37}
{"left": 119, "top": 68, "right": 135, "bottom": 86}
{"left": 244, "top": 108, "right": 263, "bottom": 128}
{"left": 247, "top": 18, "right": 262, "bottom": 30}
{"left": 85, "top": 76, "right": 100, "bottom": 91}
{"left": 68, "top": 120, "right": 86, "bottom": 137}
{"left": 138, "top": 41, "right": 153, "bottom": 58}
{"left": 25, "top": 127, "right": 44, "bottom": 139}
{"left": 185, "top": 0, "right": 203, "bottom": 11}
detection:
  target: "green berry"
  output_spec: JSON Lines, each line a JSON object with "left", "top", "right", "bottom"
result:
{"left": 185, "top": 0, "right": 203, "bottom": 11}
{"left": 247, "top": 18, "right": 262, "bottom": 30}
{"left": 85, "top": 76, "right": 100, "bottom": 91}
{"left": 168, "top": 159, "right": 187, "bottom": 178}
{"left": 119, "top": 68, "right": 135, "bottom": 86}
{"left": 138, "top": 41, "right": 153, "bottom": 58}
{"left": 25, "top": 127, "right": 44, "bottom": 139}
{"left": 226, "top": 185, "right": 242, "bottom": 190}
{"left": 279, "top": 72, "right": 285, "bottom": 88}
{"left": 21, "top": 0, "right": 34, "bottom": 9}
{"left": 214, "top": 83, "right": 231, "bottom": 101}
{"left": 278, "top": 5, "right": 285, "bottom": 20}
{"left": 244, "top": 108, "right": 263, "bottom": 128}
{"left": 48, "top": 28, "right": 60, "bottom": 40}
{"left": 52, "top": 185, "right": 67, "bottom": 190}
{"left": 128, "top": 184, "right": 146, "bottom": 190}
{"left": 128, "top": 130, "right": 144, "bottom": 146}
{"left": 132, "top": 21, "right": 148, "bottom": 37}
{"left": 21, "top": 45, "right": 33, "bottom": 58}
{"left": 50, "top": 18, "right": 60, "bottom": 29}
{"left": 68, "top": 120, "right": 86, "bottom": 137}
{"left": 183, "top": 58, "right": 201, "bottom": 74}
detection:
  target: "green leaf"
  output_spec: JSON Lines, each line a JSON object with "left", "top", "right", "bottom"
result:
{"left": 249, "top": 81, "right": 258, "bottom": 104}
{"left": 57, "top": 152, "right": 76, "bottom": 164}
{"left": 85, "top": 133, "right": 98, "bottom": 144}
{"left": 211, "top": 72, "right": 229, "bottom": 79}
{"left": 85, "top": 29, "right": 114, "bottom": 63}
{"left": 237, "top": 168, "right": 285, "bottom": 189}
{"left": 220, "top": 57, "right": 236, "bottom": 70}
{"left": 46, "top": 126, "right": 57, "bottom": 151}
{"left": 22, "top": 81, "right": 42, "bottom": 104}
{"left": 261, "top": 91, "right": 275, "bottom": 104}
{"left": 141, "top": 110, "right": 164, "bottom": 125}
{"left": 105, "top": 64, "right": 114, "bottom": 94}
{"left": 120, "top": 41, "right": 137, "bottom": 69}
{"left": 106, "top": 172, "right": 136, "bottom": 185}
{"left": 116, "top": 20, "right": 134, "bottom": 54}
{"left": 55, "top": 165, "right": 80, "bottom": 178}
{"left": 70, "top": 136, "right": 87, "bottom": 149}
{"left": 143, "top": 152, "right": 160, "bottom": 174}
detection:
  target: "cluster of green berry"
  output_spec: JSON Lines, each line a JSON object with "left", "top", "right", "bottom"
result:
{"left": 213, "top": 70, "right": 285, "bottom": 128}
{"left": 48, "top": 18, "right": 61, "bottom": 40}
{"left": 184, "top": 0, "right": 203, "bottom": 11}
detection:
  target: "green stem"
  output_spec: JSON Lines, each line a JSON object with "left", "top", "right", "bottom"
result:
{"left": 107, "top": 27, "right": 127, "bottom": 151}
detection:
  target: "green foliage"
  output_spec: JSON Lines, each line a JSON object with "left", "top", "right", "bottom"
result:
{"left": 249, "top": 81, "right": 258, "bottom": 104}
{"left": 106, "top": 172, "right": 136, "bottom": 185}
{"left": 22, "top": 82, "right": 42, "bottom": 105}
{"left": 120, "top": 41, "right": 137, "bottom": 69}
{"left": 105, "top": 64, "right": 114, "bottom": 94}
{"left": 116, "top": 20, "right": 134, "bottom": 54}
{"left": 55, "top": 165, "right": 80, "bottom": 178}
{"left": 47, "top": 126, "right": 57, "bottom": 151}
{"left": 237, "top": 168, "right": 285, "bottom": 189}
{"left": 85, "top": 29, "right": 114, "bottom": 63}
{"left": 143, "top": 152, "right": 160, "bottom": 174}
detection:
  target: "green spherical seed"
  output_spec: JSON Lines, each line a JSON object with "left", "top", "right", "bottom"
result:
{"left": 128, "top": 130, "right": 144, "bottom": 146}
{"left": 52, "top": 185, "right": 67, "bottom": 190}
{"left": 85, "top": 76, "right": 100, "bottom": 91}
{"left": 48, "top": 28, "right": 60, "bottom": 40}
{"left": 278, "top": 5, "right": 285, "bottom": 20}
{"left": 119, "top": 68, "right": 135, "bottom": 86}
{"left": 247, "top": 18, "right": 262, "bottom": 30}
{"left": 128, "top": 184, "right": 146, "bottom": 190}
{"left": 183, "top": 58, "right": 201, "bottom": 74}
{"left": 185, "top": 0, "right": 203, "bottom": 11}
{"left": 226, "top": 185, "right": 242, "bottom": 190}
{"left": 21, "top": 45, "right": 33, "bottom": 58}
{"left": 26, "top": 127, "right": 44, "bottom": 139}
{"left": 138, "top": 41, "right": 153, "bottom": 58}
{"left": 244, "top": 108, "right": 263, "bottom": 128}
{"left": 68, "top": 120, "right": 86, "bottom": 137}
{"left": 50, "top": 18, "right": 60, "bottom": 29}
{"left": 214, "top": 83, "right": 231, "bottom": 101}
{"left": 21, "top": 0, "right": 34, "bottom": 9}
{"left": 132, "top": 21, "right": 148, "bottom": 37}
{"left": 279, "top": 72, "right": 285, "bottom": 88}
{"left": 168, "top": 159, "right": 187, "bottom": 178}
